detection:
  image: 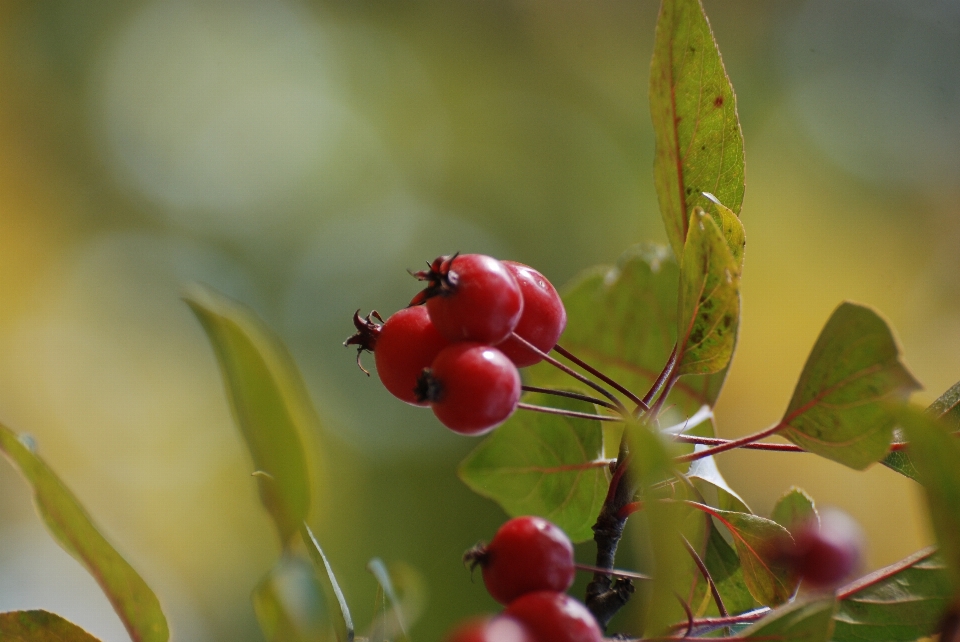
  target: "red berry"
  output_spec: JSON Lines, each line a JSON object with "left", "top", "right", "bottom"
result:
{"left": 772, "top": 509, "right": 862, "bottom": 589}
{"left": 504, "top": 592, "right": 603, "bottom": 642}
{"left": 464, "top": 516, "right": 575, "bottom": 605}
{"left": 371, "top": 306, "right": 450, "bottom": 406}
{"left": 496, "top": 261, "right": 567, "bottom": 367}
{"left": 416, "top": 343, "right": 521, "bottom": 435}
{"left": 442, "top": 616, "right": 532, "bottom": 642}
{"left": 411, "top": 254, "right": 523, "bottom": 344}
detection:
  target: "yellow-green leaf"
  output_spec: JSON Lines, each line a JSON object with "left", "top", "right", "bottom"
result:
{"left": 650, "top": 0, "right": 744, "bottom": 261}
{"left": 0, "top": 611, "right": 104, "bottom": 642}
{"left": 781, "top": 302, "right": 920, "bottom": 470}
{"left": 743, "top": 596, "right": 837, "bottom": 642}
{"left": 770, "top": 487, "right": 819, "bottom": 534}
{"left": 185, "top": 284, "right": 313, "bottom": 546}
{"left": 895, "top": 405, "right": 960, "bottom": 592}
{"left": 528, "top": 245, "right": 729, "bottom": 430}
{"left": 676, "top": 209, "right": 742, "bottom": 376}
{"left": 0, "top": 426, "right": 168, "bottom": 642}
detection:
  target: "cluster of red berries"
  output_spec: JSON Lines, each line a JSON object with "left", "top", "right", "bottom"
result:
{"left": 345, "top": 254, "right": 566, "bottom": 435}
{"left": 442, "top": 516, "right": 603, "bottom": 642}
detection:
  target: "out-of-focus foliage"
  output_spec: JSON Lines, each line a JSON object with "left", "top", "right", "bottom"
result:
{"left": 1, "top": 1, "right": 959, "bottom": 641}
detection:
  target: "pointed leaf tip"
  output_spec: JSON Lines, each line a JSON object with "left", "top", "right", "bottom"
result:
{"left": 185, "top": 284, "right": 313, "bottom": 546}
{"left": 781, "top": 302, "right": 920, "bottom": 470}
{"left": 651, "top": 0, "right": 744, "bottom": 261}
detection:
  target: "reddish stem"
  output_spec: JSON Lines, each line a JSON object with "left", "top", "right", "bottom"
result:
{"left": 617, "top": 501, "right": 644, "bottom": 520}
{"left": 574, "top": 562, "right": 651, "bottom": 581}
{"left": 682, "top": 535, "right": 727, "bottom": 617}
{"left": 639, "top": 344, "right": 678, "bottom": 415}
{"left": 510, "top": 334, "right": 628, "bottom": 414}
{"left": 521, "top": 385, "right": 620, "bottom": 410}
{"left": 672, "top": 434, "right": 804, "bottom": 452}
{"left": 517, "top": 402, "right": 622, "bottom": 422}
{"left": 674, "top": 422, "right": 787, "bottom": 463}
{"left": 553, "top": 343, "right": 647, "bottom": 411}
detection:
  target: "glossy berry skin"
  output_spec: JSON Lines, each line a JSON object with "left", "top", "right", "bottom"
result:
{"left": 417, "top": 254, "right": 524, "bottom": 344}
{"left": 472, "top": 516, "right": 575, "bottom": 605}
{"left": 442, "top": 616, "right": 532, "bottom": 642}
{"left": 504, "top": 592, "right": 603, "bottom": 642}
{"left": 419, "top": 343, "right": 521, "bottom": 435}
{"left": 496, "top": 261, "right": 567, "bottom": 367}
{"left": 374, "top": 306, "right": 449, "bottom": 406}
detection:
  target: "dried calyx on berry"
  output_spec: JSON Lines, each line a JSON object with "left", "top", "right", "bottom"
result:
{"left": 343, "top": 310, "right": 383, "bottom": 375}
{"left": 409, "top": 253, "right": 460, "bottom": 306}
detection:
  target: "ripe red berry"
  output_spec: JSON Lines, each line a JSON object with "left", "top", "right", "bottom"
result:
{"left": 411, "top": 254, "right": 523, "bottom": 344}
{"left": 442, "top": 616, "right": 532, "bottom": 642}
{"left": 371, "top": 306, "right": 450, "bottom": 405}
{"left": 464, "top": 516, "right": 575, "bottom": 605}
{"left": 504, "top": 592, "right": 603, "bottom": 642}
{"left": 416, "top": 343, "right": 521, "bottom": 435}
{"left": 771, "top": 509, "right": 862, "bottom": 589}
{"left": 496, "top": 261, "right": 567, "bottom": 367}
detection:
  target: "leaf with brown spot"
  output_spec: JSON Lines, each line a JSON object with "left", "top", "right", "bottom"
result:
{"left": 650, "top": 0, "right": 744, "bottom": 261}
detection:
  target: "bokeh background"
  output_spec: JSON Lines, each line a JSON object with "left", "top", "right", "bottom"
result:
{"left": 1, "top": 0, "right": 958, "bottom": 640}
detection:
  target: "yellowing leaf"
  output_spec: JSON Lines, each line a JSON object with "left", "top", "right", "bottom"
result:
{"left": 0, "top": 611, "right": 104, "bottom": 642}
{"left": 0, "top": 426, "right": 168, "bottom": 642}
{"left": 676, "top": 210, "right": 741, "bottom": 376}
{"left": 650, "top": 0, "right": 744, "bottom": 261}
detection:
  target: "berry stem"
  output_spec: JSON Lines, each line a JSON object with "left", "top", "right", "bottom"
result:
{"left": 516, "top": 402, "right": 623, "bottom": 422}
{"left": 638, "top": 344, "right": 678, "bottom": 415}
{"left": 553, "top": 343, "right": 648, "bottom": 411}
{"left": 509, "top": 333, "right": 629, "bottom": 414}
{"left": 663, "top": 608, "right": 771, "bottom": 636}
{"left": 521, "top": 385, "right": 620, "bottom": 411}
{"left": 682, "top": 535, "right": 728, "bottom": 617}
{"left": 672, "top": 434, "right": 804, "bottom": 452}
{"left": 674, "top": 422, "right": 787, "bottom": 463}
{"left": 574, "top": 562, "right": 651, "bottom": 581}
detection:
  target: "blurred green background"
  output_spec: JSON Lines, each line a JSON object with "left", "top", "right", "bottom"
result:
{"left": 1, "top": 1, "right": 958, "bottom": 640}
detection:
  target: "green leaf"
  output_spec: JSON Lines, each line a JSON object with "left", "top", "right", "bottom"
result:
{"left": 895, "top": 405, "right": 960, "bottom": 591}
{"left": 301, "top": 524, "right": 354, "bottom": 642}
{"left": 0, "top": 611, "right": 104, "bottom": 642}
{"left": 650, "top": 0, "right": 744, "bottom": 261}
{"left": 185, "top": 284, "right": 312, "bottom": 546}
{"left": 457, "top": 393, "right": 606, "bottom": 543}
{"left": 0, "top": 425, "right": 169, "bottom": 642}
{"left": 688, "top": 453, "right": 751, "bottom": 515}
{"left": 882, "top": 380, "right": 960, "bottom": 480}
{"left": 528, "top": 245, "right": 728, "bottom": 425}
{"left": 771, "top": 487, "right": 819, "bottom": 534}
{"left": 928, "top": 380, "right": 960, "bottom": 428}
{"left": 693, "top": 504, "right": 797, "bottom": 606}
{"left": 626, "top": 423, "right": 695, "bottom": 636}
{"left": 781, "top": 302, "right": 920, "bottom": 470}
{"left": 833, "top": 547, "right": 949, "bottom": 642}
{"left": 252, "top": 554, "right": 329, "bottom": 642}
{"left": 743, "top": 596, "right": 838, "bottom": 642}
{"left": 702, "top": 193, "right": 746, "bottom": 268}
{"left": 365, "top": 559, "right": 426, "bottom": 642}
{"left": 676, "top": 209, "right": 742, "bottom": 376}
{"left": 702, "top": 524, "right": 758, "bottom": 615}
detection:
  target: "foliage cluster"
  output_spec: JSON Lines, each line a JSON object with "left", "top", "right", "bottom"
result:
{"left": 2, "top": 0, "right": 960, "bottom": 641}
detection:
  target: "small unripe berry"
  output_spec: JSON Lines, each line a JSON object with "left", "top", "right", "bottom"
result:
{"left": 504, "top": 592, "right": 603, "bottom": 642}
{"left": 464, "top": 516, "right": 575, "bottom": 605}
{"left": 771, "top": 508, "right": 862, "bottom": 589}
